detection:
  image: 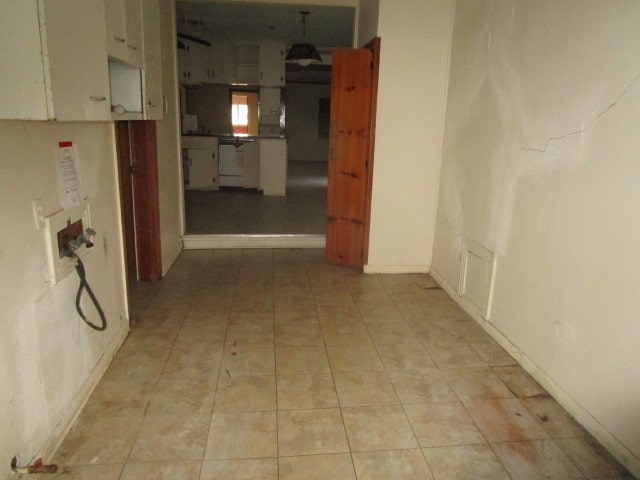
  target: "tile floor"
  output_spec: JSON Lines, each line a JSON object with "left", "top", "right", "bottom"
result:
{"left": 184, "top": 161, "right": 327, "bottom": 235}
{"left": 50, "top": 249, "right": 634, "bottom": 479}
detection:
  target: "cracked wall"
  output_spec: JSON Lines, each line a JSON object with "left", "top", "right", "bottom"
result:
{"left": 431, "top": 0, "right": 640, "bottom": 474}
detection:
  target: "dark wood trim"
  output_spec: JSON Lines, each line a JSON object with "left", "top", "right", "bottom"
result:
{"left": 362, "top": 37, "right": 381, "bottom": 266}
{"left": 115, "top": 122, "right": 137, "bottom": 281}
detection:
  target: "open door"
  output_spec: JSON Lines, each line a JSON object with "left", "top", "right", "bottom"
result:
{"left": 325, "top": 39, "right": 379, "bottom": 267}
{"left": 116, "top": 121, "right": 162, "bottom": 282}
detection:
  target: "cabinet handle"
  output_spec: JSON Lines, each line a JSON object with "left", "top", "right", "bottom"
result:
{"left": 112, "top": 35, "right": 126, "bottom": 43}
{"left": 89, "top": 96, "right": 107, "bottom": 102}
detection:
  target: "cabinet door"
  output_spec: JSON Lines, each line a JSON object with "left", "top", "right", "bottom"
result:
{"left": 188, "top": 148, "right": 218, "bottom": 189}
{"left": 0, "top": 1, "right": 48, "bottom": 119}
{"left": 243, "top": 141, "right": 260, "bottom": 188}
{"left": 141, "top": 0, "right": 162, "bottom": 119}
{"left": 43, "top": 0, "right": 111, "bottom": 121}
{"left": 125, "top": 0, "right": 143, "bottom": 67}
{"left": 259, "top": 44, "right": 285, "bottom": 87}
{"left": 105, "top": 0, "right": 128, "bottom": 60}
{"left": 209, "top": 43, "right": 226, "bottom": 83}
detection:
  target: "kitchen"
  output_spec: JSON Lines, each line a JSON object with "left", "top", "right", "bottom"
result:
{"left": 176, "top": 2, "right": 355, "bottom": 236}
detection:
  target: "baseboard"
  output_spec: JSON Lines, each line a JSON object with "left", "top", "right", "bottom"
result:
{"left": 363, "top": 264, "right": 429, "bottom": 274}
{"left": 182, "top": 234, "right": 326, "bottom": 249}
{"left": 429, "top": 267, "right": 640, "bottom": 478}
{"left": 35, "top": 320, "right": 130, "bottom": 465}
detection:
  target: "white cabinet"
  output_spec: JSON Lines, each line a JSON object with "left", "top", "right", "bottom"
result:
{"left": 141, "top": 0, "right": 163, "bottom": 119}
{"left": 243, "top": 140, "right": 260, "bottom": 189}
{"left": 260, "top": 139, "right": 287, "bottom": 196}
{"left": 259, "top": 44, "right": 285, "bottom": 87}
{"left": 105, "top": 0, "right": 143, "bottom": 67}
{"left": 0, "top": 0, "right": 112, "bottom": 121}
{"left": 235, "top": 44, "right": 260, "bottom": 85}
{"left": 179, "top": 42, "right": 226, "bottom": 85}
{"left": 183, "top": 137, "right": 219, "bottom": 190}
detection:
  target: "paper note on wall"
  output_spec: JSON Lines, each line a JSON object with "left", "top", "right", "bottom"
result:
{"left": 56, "top": 141, "right": 83, "bottom": 209}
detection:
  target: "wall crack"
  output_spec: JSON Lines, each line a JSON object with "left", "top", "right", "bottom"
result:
{"left": 522, "top": 73, "right": 640, "bottom": 153}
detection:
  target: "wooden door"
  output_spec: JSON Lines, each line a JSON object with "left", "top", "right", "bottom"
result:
{"left": 115, "top": 120, "right": 162, "bottom": 282}
{"left": 325, "top": 47, "right": 375, "bottom": 267}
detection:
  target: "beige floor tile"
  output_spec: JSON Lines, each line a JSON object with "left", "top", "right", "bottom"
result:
{"left": 220, "top": 346, "right": 275, "bottom": 376}
{"left": 275, "top": 346, "right": 331, "bottom": 374}
{"left": 366, "top": 321, "right": 417, "bottom": 345}
{"left": 404, "top": 402, "right": 484, "bottom": 447}
{"left": 277, "top": 408, "right": 349, "bottom": 456}
{"left": 520, "top": 395, "right": 588, "bottom": 438}
{"left": 173, "top": 324, "right": 227, "bottom": 349}
{"left": 326, "top": 343, "right": 385, "bottom": 373}
{"left": 352, "top": 449, "right": 434, "bottom": 480}
{"left": 463, "top": 398, "right": 549, "bottom": 443}
{"left": 102, "top": 349, "right": 170, "bottom": 380}
{"left": 228, "top": 312, "right": 275, "bottom": 326}
{"left": 426, "top": 340, "right": 488, "bottom": 368}
{"left": 470, "top": 339, "right": 517, "bottom": 366}
{"left": 274, "top": 304, "right": 318, "bottom": 323}
{"left": 214, "top": 375, "right": 276, "bottom": 412}
{"left": 443, "top": 366, "right": 514, "bottom": 399}
{"left": 351, "top": 290, "right": 395, "bottom": 306}
{"left": 320, "top": 320, "right": 372, "bottom": 345}
{"left": 278, "top": 453, "right": 356, "bottom": 480}
{"left": 555, "top": 436, "right": 632, "bottom": 479}
{"left": 274, "top": 292, "right": 316, "bottom": 308}
{"left": 119, "top": 461, "right": 202, "bottom": 480}
{"left": 389, "top": 370, "right": 458, "bottom": 404}
{"left": 147, "top": 377, "right": 216, "bottom": 414}
{"left": 377, "top": 342, "right": 437, "bottom": 373}
{"left": 162, "top": 347, "right": 223, "bottom": 378}
{"left": 200, "top": 458, "right": 278, "bottom": 479}
{"left": 333, "top": 371, "right": 399, "bottom": 407}
{"left": 119, "top": 324, "right": 180, "bottom": 351}
{"left": 492, "top": 439, "right": 585, "bottom": 479}
{"left": 277, "top": 374, "right": 339, "bottom": 410}
{"left": 342, "top": 405, "right": 418, "bottom": 452}
{"left": 422, "top": 444, "right": 510, "bottom": 480}
{"left": 186, "top": 299, "right": 233, "bottom": 318}
{"left": 129, "top": 414, "right": 210, "bottom": 461}
{"left": 205, "top": 412, "right": 277, "bottom": 459}
{"left": 49, "top": 464, "right": 124, "bottom": 479}
{"left": 81, "top": 378, "right": 155, "bottom": 417}
{"left": 357, "top": 304, "right": 405, "bottom": 323}
{"left": 55, "top": 416, "right": 142, "bottom": 465}
{"left": 316, "top": 305, "right": 362, "bottom": 323}
{"left": 312, "top": 288, "right": 356, "bottom": 306}
{"left": 225, "top": 324, "right": 275, "bottom": 347}
{"left": 275, "top": 323, "right": 324, "bottom": 346}
{"left": 492, "top": 365, "right": 546, "bottom": 397}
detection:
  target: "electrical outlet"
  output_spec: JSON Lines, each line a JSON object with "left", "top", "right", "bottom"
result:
{"left": 32, "top": 198, "right": 45, "bottom": 230}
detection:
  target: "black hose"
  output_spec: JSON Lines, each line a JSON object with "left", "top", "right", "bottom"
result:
{"left": 72, "top": 253, "right": 107, "bottom": 331}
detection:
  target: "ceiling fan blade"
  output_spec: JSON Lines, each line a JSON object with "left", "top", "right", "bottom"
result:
{"left": 177, "top": 32, "right": 212, "bottom": 47}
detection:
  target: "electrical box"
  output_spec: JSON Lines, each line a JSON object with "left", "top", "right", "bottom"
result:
{"left": 44, "top": 203, "right": 93, "bottom": 284}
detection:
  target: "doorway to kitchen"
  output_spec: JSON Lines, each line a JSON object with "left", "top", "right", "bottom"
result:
{"left": 176, "top": 2, "right": 353, "bottom": 245}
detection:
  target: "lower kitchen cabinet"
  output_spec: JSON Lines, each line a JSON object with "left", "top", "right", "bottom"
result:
{"left": 183, "top": 136, "right": 219, "bottom": 190}
{"left": 260, "top": 138, "right": 287, "bottom": 196}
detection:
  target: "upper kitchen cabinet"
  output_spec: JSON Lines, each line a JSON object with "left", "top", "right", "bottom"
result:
{"left": 141, "top": 0, "right": 163, "bottom": 120}
{"left": 105, "top": 0, "right": 143, "bottom": 67}
{"left": 0, "top": 0, "right": 111, "bottom": 121}
{"left": 259, "top": 44, "right": 285, "bottom": 87}
{"left": 234, "top": 44, "right": 260, "bottom": 85}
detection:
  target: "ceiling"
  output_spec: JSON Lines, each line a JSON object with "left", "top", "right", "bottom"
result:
{"left": 176, "top": 1, "right": 355, "bottom": 49}
{"left": 176, "top": 1, "right": 355, "bottom": 84}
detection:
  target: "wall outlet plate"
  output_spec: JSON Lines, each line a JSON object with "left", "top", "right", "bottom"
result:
{"left": 44, "top": 203, "right": 92, "bottom": 285}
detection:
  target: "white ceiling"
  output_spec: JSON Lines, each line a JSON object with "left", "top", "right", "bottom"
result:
{"left": 176, "top": 1, "right": 355, "bottom": 49}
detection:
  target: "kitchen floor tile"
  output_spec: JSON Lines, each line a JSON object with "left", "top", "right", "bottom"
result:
{"left": 277, "top": 374, "right": 339, "bottom": 410}
{"left": 342, "top": 405, "right": 418, "bottom": 452}
{"left": 278, "top": 453, "right": 356, "bottom": 480}
{"left": 422, "top": 443, "right": 510, "bottom": 480}
{"left": 277, "top": 408, "right": 349, "bottom": 456}
{"left": 200, "top": 459, "right": 278, "bottom": 479}
{"left": 404, "top": 402, "right": 484, "bottom": 447}
{"left": 352, "top": 449, "right": 434, "bottom": 480}
{"left": 275, "top": 346, "right": 331, "bottom": 374}
{"left": 214, "top": 375, "right": 276, "bottom": 412}
{"left": 119, "top": 461, "right": 202, "bottom": 480}
{"left": 333, "top": 371, "right": 399, "bottom": 407}
{"left": 205, "top": 412, "right": 277, "bottom": 459}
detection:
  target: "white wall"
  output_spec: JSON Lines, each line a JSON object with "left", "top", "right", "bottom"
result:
{"left": 0, "top": 121, "right": 129, "bottom": 477}
{"left": 364, "top": 0, "right": 454, "bottom": 272}
{"left": 357, "top": 0, "right": 379, "bottom": 46}
{"left": 431, "top": 1, "right": 640, "bottom": 475}
{"left": 285, "top": 82, "right": 331, "bottom": 162}
{"left": 157, "top": 0, "right": 183, "bottom": 274}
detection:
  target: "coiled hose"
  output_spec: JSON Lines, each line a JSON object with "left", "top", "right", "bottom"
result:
{"left": 71, "top": 253, "right": 107, "bottom": 331}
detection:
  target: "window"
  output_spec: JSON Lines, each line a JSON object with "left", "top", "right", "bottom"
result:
{"left": 231, "top": 91, "right": 258, "bottom": 136}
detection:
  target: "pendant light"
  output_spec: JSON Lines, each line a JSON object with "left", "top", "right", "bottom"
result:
{"left": 286, "top": 10, "right": 322, "bottom": 67}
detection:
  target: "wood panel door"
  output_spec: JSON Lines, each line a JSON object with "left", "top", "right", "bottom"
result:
{"left": 115, "top": 120, "right": 162, "bottom": 282}
{"left": 325, "top": 47, "right": 375, "bottom": 267}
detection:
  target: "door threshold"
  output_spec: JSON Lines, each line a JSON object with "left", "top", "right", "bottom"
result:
{"left": 182, "top": 234, "right": 326, "bottom": 249}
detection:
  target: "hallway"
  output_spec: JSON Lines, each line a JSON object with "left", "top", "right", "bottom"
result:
{"left": 52, "top": 249, "right": 632, "bottom": 479}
